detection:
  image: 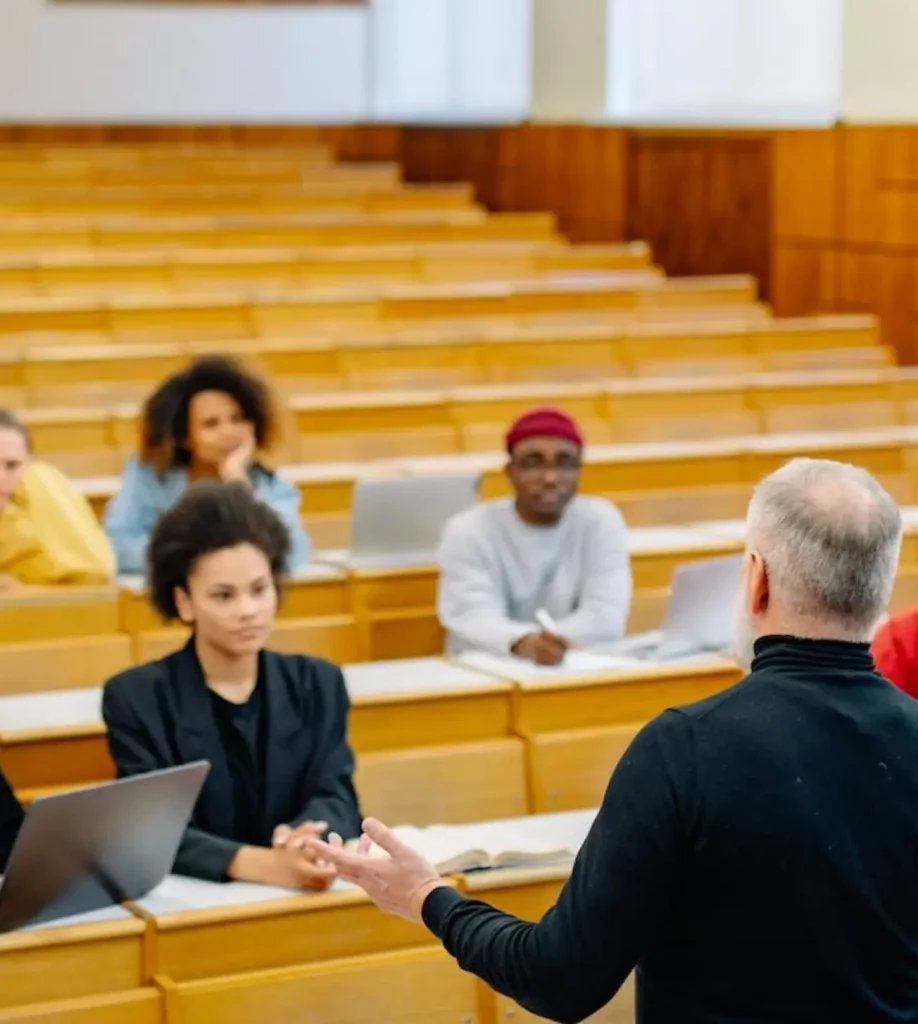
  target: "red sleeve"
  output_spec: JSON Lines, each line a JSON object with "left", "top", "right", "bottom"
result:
{"left": 872, "top": 613, "right": 918, "bottom": 699}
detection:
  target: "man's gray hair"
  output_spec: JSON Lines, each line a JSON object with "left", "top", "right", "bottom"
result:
{"left": 746, "top": 458, "right": 902, "bottom": 635}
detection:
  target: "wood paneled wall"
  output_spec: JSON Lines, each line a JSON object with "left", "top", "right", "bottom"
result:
{"left": 772, "top": 126, "right": 918, "bottom": 363}
{"left": 398, "top": 125, "right": 627, "bottom": 242}
{"left": 392, "top": 123, "right": 918, "bottom": 364}
{"left": 627, "top": 130, "right": 772, "bottom": 298}
{"left": 770, "top": 130, "right": 838, "bottom": 318}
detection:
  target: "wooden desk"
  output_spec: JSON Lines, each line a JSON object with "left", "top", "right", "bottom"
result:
{"left": 459, "top": 652, "right": 742, "bottom": 813}
{"left": 346, "top": 564, "right": 442, "bottom": 660}
{"left": 0, "top": 586, "right": 130, "bottom": 697}
{"left": 3, "top": 657, "right": 518, "bottom": 813}
{"left": 0, "top": 989, "right": 162, "bottom": 1024}
{"left": 158, "top": 945, "right": 475, "bottom": 1024}
{"left": 5, "top": 312, "right": 880, "bottom": 413}
{"left": 75, "top": 425, "right": 918, "bottom": 542}
{"left": 346, "top": 657, "right": 522, "bottom": 825}
{"left": 36, "top": 368, "right": 902, "bottom": 470}
{"left": 0, "top": 585, "right": 120, "bottom": 642}
{"left": 0, "top": 688, "right": 108, "bottom": 795}
{"left": 744, "top": 428, "right": 918, "bottom": 503}
{"left": 130, "top": 876, "right": 443, "bottom": 983}
{"left": 118, "top": 565, "right": 355, "bottom": 663}
{"left": 0, "top": 907, "right": 145, "bottom": 1011}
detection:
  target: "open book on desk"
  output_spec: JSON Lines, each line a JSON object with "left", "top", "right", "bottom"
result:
{"left": 355, "top": 817, "right": 587, "bottom": 875}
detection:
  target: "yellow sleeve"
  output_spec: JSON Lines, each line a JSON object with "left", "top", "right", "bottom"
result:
{"left": 0, "top": 461, "right": 116, "bottom": 585}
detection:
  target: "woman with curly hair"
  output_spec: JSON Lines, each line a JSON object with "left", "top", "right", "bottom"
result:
{"left": 103, "top": 354, "right": 310, "bottom": 575}
{"left": 102, "top": 481, "right": 360, "bottom": 886}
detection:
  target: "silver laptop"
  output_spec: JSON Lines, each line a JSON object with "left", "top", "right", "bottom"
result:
{"left": 334, "top": 472, "right": 482, "bottom": 568}
{"left": 0, "top": 762, "right": 209, "bottom": 932}
{"left": 614, "top": 554, "right": 744, "bottom": 661}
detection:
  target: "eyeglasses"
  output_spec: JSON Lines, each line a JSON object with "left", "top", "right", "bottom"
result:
{"left": 510, "top": 454, "right": 582, "bottom": 475}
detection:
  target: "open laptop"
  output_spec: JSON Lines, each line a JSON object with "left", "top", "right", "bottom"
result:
{"left": 320, "top": 472, "right": 482, "bottom": 569}
{"left": 0, "top": 762, "right": 209, "bottom": 933}
{"left": 611, "top": 553, "right": 744, "bottom": 662}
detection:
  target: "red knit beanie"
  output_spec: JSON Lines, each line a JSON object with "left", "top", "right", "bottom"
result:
{"left": 505, "top": 406, "right": 584, "bottom": 453}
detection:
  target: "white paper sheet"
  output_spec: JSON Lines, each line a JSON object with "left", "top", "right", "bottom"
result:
{"left": 343, "top": 657, "right": 502, "bottom": 698}
{"left": 0, "top": 688, "right": 102, "bottom": 732}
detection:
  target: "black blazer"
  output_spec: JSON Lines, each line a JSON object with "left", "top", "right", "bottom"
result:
{"left": 0, "top": 767, "right": 24, "bottom": 871}
{"left": 102, "top": 640, "right": 362, "bottom": 882}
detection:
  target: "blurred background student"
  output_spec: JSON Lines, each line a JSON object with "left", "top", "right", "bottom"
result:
{"left": 0, "top": 409, "right": 115, "bottom": 587}
{"left": 102, "top": 482, "right": 360, "bottom": 887}
{"left": 104, "top": 355, "right": 310, "bottom": 576}
{"left": 437, "top": 407, "right": 631, "bottom": 665}
{"left": 872, "top": 606, "right": 918, "bottom": 699}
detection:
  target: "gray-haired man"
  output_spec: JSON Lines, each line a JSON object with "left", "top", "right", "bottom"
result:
{"left": 313, "top": 458, "right": 918, "bottom": 1024}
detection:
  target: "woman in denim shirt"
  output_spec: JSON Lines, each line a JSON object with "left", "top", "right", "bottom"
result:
{"left": 104, "top": 355, "right": 310, "bottom": 575}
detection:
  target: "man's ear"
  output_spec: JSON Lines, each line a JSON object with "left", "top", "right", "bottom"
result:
{"left": 174, "top": 586, "right": 194, "bottom": 626}
{"left": 748, "top": 550, "right": 770, "bottom": 616}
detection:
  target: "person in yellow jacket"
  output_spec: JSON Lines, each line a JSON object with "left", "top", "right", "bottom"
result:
{"left": 0, "top": 409, "right": 115, "bottom": 587}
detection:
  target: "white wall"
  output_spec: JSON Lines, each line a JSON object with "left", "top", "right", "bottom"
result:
{"left": 369, "top": 0, "right": 532, "bottom": 122}
{"left": 531, "top": 0, "right": 607, "bottom": 121}
{"left": 0, "top": 0, "right": 368, "bottom": 122}
{"left": 843, "top": 0, "right": 918, "bottom": 120}
{"left": 607, "top": 0, "right": 843, "bottom": 125}
{"left": 0, "top": 0, "right": 853, "bottom": 127}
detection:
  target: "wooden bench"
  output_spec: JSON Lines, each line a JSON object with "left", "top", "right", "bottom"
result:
{"left": 1, "top": 656, "right": 521, "bottom": 813}
{"left": 0, "top": 184, "right": 477, "bottom": 220}
{"left": 0, "top": 212, "right": 561, "bottom": 254}
{"left": 0, "top": 241, "right": 654, "bottom": 299}
{"left": 16, "top": 367, "right": 898, "bottom": 475}
{"left": 0, "top": 313, "right": 880, "bottom": 410}
{"left": 0, "top": 585, "right": 130, "bottom": 695}
{"left": 70, "top": 424, "right": 918, "bottom": 548}
{"left": 0, "top": 271, "right": 731, "bottom": 341}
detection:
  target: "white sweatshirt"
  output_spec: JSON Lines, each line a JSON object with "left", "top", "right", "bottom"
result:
{"left": 436, "top": 496, "right": 632, "bottom": 656}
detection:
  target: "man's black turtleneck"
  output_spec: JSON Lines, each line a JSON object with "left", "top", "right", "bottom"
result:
{"left": 422, "top": 635, "right": 918, "bottom": 1023}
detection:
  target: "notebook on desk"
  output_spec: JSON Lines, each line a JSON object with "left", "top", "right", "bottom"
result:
{"left": 317, "top": 471, "right": 482, "bottom": 569}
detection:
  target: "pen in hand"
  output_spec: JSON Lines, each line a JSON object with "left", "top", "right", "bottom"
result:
{"left": 535, "top": 608, "right": 560, "bottom": 636}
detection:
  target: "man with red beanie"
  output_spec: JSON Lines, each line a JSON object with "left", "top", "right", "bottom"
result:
{"left": 436, "top": 406, "right": 632, "bottom": 664}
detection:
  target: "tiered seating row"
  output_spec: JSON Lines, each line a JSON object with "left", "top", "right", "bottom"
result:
{"left": 0, "top": 241, "right": 653, "bottom": 297}
{"left": 0, "top": 313, "right": 884, "bottom": 412}
{"left": 14, "top": 364, "right": 911, "bottom": 477}
{"left": 0, "top": 271, "right": 755, "bottom": 338}
{"left": 0, "top": 183, "right": 478, "bottom": 218}
{"left": 0, "top": 211, "right": 563, "bottom": 253}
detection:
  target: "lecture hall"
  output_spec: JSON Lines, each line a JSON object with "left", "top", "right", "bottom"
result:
{"left": 0, "top": 0, "right": 916, "bottom": 1021}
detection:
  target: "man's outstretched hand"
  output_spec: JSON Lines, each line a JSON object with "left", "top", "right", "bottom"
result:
{"left": 309, "top": 817, "right": 446, "bottom": 924}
